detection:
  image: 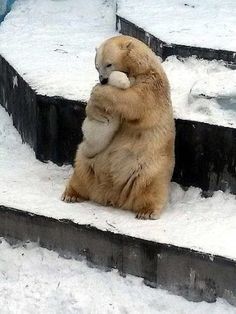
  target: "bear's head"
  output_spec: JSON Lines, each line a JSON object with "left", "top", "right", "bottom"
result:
{"left": 95, "top": 35, "right": 158, "bottom": 84}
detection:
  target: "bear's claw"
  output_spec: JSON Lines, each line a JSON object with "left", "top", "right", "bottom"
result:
{"left": 61, "top": 190, "right": 83, "bottom": 203}
{"left": 136, "top": 209, "right": 161, "bottom": 220}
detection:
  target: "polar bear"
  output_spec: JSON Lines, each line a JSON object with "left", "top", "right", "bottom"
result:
{"left": 80, "top": 71, "right": 131, "bottom": 158}
{"left": 62, "top": 35, "right": 175, "bottom": 220}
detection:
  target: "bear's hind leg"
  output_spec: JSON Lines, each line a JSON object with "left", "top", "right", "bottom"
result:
{"left": 61, "top": 171, "right": 86, "bottom": 203}
{"left": 135, "top": 178, "right": 169, "bottom": 220}
{"left": 61, "top": 155, "right": 93, "bottom": 203}
{"left": 61, "top": 181, "right": 84, "bottom": 203}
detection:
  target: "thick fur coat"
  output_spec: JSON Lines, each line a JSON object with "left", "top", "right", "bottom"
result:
{"left": 62, "top": 35, "right": 175, "bottom": 219}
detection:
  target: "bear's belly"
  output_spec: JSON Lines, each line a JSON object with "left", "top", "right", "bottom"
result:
{"left": 88, "top": 130, "right": 151, "bottom": 207}
{"left": 86, "top": 124, "right": 174, "bottom": 208}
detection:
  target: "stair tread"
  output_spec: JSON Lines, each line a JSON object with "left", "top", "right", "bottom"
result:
{"left": 190, "top": 70, "right": 236, "bottom": 99}
{"left": 163, "top": 56, "right": 236, "bottom": 128}
{"left": 117, "top": 0, "right": 236, "bottom": 52}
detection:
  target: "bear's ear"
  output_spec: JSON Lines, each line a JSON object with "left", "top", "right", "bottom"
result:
{"left": 121, "top": 40, "right": 133, "bottom": 50}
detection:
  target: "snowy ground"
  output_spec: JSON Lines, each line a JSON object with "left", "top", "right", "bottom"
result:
{"left": 0, "top": 0, "right": 236, "bottom": 127}
{"left": 1, "top": 105, "right": 236, "bottom": 260}
{"left": 163, "top": 56, "right": 236, "bottom": 128}
{"left": 0, "top": 239, "right": 235, "bottom": 314}
{"left": 118, "top": 0, "right": 236, "bottom": 52}
{"left": 0, "top": 0, "right": 116, "bottom": 100}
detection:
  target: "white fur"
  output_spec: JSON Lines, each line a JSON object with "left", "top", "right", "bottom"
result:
{"left": 81, "top": 115, "right": 119, "bottom": 157}
{"left": 81, "top": 71, "right": 131, "bottom": 157}
{"left": 108, "top": 71, "right": 130, "bottom": 89}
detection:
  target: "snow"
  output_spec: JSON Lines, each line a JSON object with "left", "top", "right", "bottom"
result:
{"left": 0, "top": 0, "right": 117, "bottom": 101}
{"left": 0, "top": 0, "right": 236, "bottom": 128}
{"left": 0, "top": 239, "right": 234, "bottom": 314}
{"left": 117, "top": 0, "right": 236, "bottom": 52}
{"left": 190, "top": 70, "right": 236, "bottom": 99}
{"left": 1, "top": 106, "right": 236, "bottom": 261}
{"left": 163, "top": 56, "right": 236, "bottom": 128}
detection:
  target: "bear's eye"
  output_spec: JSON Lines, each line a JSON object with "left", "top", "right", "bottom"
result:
{"left": 106, "top": 64, "right": 112, "bottom": 68}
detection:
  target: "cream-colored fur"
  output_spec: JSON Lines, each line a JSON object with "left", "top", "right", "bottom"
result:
{"left": 108, "top": 71, "right": 131, "bottom": 89}
{"left": 62, "top": 35, "right": 175, "bottom": 220}
{"left": 80, "top": 71, "right": 131, "bottom": 158}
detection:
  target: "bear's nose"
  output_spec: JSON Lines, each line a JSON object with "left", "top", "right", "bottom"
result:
{"left": 99, "top": 75, "right": 108, "bottom": 85}
{"left": 101, "top": 78, "right": 108, "bottom": 85}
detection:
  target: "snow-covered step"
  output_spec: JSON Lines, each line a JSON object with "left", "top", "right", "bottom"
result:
{"left": 0, "top": 0, "right": 117, "bottom": 101}
{"left": 163, "top": 57, "right": 236, "bottom": 127}
{"left": 189, "top": 70, "right": 236, "bottom": 111}
{"left": 1, "top": 105, "right": 236, "bottom": 305}
{"left": 117, "top": 0, "right": 236, "bottom": 65}
{"left": 118, "top": 0, "right": 236, "bottom": 52}
{"left": 0, "top": 54, "right": 85, "bottom": 164}
{"left": 164, "top": 57, "right": 236, "bottom": 195}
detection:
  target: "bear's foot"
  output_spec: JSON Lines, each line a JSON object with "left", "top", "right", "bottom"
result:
{"left": 61, "top": 186, "right": 84, "bottom": 203}
{"left": 136, "top": 209, "right": 161, "bottom": 220}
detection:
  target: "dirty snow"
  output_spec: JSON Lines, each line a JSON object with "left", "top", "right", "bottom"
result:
{"left": 1, "top": 106, "right": 236, "bottom": 260}
{"left": 0, "top": 239, "right": 235, "bottom": 314}
{"left": 118, "top": 0, "right": 236, "bottom": 52}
